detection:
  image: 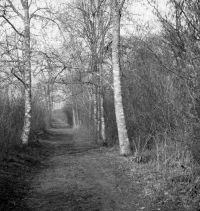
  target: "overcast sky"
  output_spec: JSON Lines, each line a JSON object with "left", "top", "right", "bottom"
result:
{"left": 122, "top": 0, "right": 169, "bottom": 35}
{"left": 1, "top": 0, "right": 169, "bottom": 51}
{"left": 46, "top": 0, "right": 168, "bottom": 32}
{"left": 45, "top": 0, "right": 169, "bottom": 41}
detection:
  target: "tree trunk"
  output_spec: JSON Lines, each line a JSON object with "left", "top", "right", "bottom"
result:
{"left": 111, "top": 0, "right": 131, "bottom": 155}
{"left": 100, "top": 94, "right": 106, "bottom": 143}
{"left": 72, "top": 108, "right": 77, "bottom": 128}
{"left": 88, "top": 92, "right": 92, "bottom": 128}
{"left": 21, "top": 0, "right": 32, "bottom": 145}
{"left": 93, "top": 86, "right": 98, "bottom": 136}
{"left": 97, "top": 87, "right": 101, "bottom": 142}
{"left": 47, "top": 83, "right": 52, "bottom": 120}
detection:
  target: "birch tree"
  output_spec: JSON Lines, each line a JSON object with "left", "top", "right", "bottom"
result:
{"left": 0, "top": 0, "right": 32, "bottom": 144}
{"left": 20, "top": 0, "right": 32, "bottom": 144}
{"left": 0, "top": 0, "right": 52, "bottom": 144}
{"left": 111, "top": 0, "right": 132, "bottom": 155}
{"left": 59, "top": 0, "right": 111, "bottom": 142}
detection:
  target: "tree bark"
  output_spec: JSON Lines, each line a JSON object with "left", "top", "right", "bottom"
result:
{"left": 93, "top": 86, "right": 98, "bottom": 136}
{"left": 21, "top": 0, "right": 32, "bottom": 145}
{"left": 100, "top": 94, "right": 106, "bottom": 143}
{"left": 72, "top": 107, "right": 77, "bottom": 128}
{"left": 111, "top": 0, "right": 131, "bottom": 155}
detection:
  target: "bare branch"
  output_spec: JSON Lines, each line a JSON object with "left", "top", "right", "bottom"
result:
{"left": 7, "top": 0, "right": 24, "bottom": 20}
{"left": 0, "top": 15, "right": 24, "bottom": 36}
{"left": 11, "top": 68, "right": 25, "bottom": 86}
{"left": 30, "top": 7, "right": 49, "bottom": 19}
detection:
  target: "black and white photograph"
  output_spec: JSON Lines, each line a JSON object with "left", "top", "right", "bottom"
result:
{"left": 0, "top": 0, "right": 200, "bottom": 210}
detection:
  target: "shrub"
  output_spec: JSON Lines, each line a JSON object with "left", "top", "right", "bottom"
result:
{"left": 0, "top": 89, "right": 48, "bottom": 158}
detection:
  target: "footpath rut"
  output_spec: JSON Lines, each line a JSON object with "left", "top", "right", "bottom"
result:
{"left": 24, "top": 127, "right": 151, "bottom": 211}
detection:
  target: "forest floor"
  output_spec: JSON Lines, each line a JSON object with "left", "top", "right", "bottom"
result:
{"left": 23, "top": 125, "right": 186, "bottom": 211}
{"left": 24, "top": 127, "right": 148, "bottom": 211}
{"left": 0, "top": 123, "right": 190, "bottom": 210}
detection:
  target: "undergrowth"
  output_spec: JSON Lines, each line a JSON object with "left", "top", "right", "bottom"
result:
{"left": 0, "top": 137, "right": 54, "bottom": 210}
{"left": 130, "top": 130, "right": 200, "bottom": 210}
{"left": 0, "top": 92, "right": 49, "bottom": 159}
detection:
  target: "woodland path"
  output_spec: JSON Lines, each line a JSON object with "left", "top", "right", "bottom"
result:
{"left": 24, "top": 122, "right": 166, "bottom": 211}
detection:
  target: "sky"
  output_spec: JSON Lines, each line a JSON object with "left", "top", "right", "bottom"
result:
{"left": 122, "top": 0, "right": 169, "bottom": 36}
{"left": 1, "top": 0, "right": 168, "bottom": 39}
{"left": 41, "top": 0, "right": 169, "bottom": 48}
{"left": 50, "top": 0, "right": 169, "bottom": 37}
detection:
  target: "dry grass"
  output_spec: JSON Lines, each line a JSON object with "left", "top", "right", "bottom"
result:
{"left": 129, "top": 130, "right": 200, "bottom": 210}
{"left": 0, "top": 94, "right": 49, "bottom": 159}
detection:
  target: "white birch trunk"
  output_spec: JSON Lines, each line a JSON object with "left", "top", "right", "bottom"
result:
{"left": 97, "top": 87, "right": 101, "bottom": 142}
{"left": 100, "top": 95, "right": 106, "bottom": 143}
{"left": 72, "top": 108, "right": 77, "bottom": 128}
{"left": 75, "top": 102, "right": 80, "bottom": 127}
{"left": 93, "top": 87, "right": 98, "bottom": 131}
{"left": 111, "top": 0, "right": 131, "bottom": 155}
{"left": 88, "top": 92, "right": 92, "bottom": 127}
{"left": 21, "top": 0, "right": 32, "bottom": 145}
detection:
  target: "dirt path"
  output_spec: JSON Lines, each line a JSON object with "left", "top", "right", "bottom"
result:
{"left": 24, "top": 127, "right": 152, "bottom": 211}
